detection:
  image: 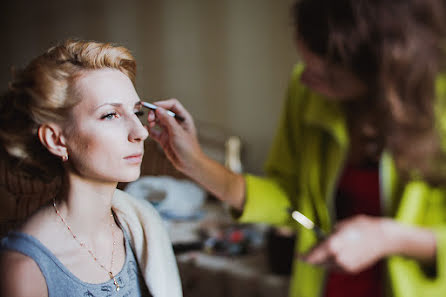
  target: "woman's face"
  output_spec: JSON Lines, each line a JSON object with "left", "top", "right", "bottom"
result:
{"left": 63, "top": 68, "right": 148, "bottom": 183}
{"left": 297, "top": 40, "right": 368, "bottom": 101}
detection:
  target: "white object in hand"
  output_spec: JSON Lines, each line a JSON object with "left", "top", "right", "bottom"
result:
{"left": 291, "top": 210, "right": 315, "bottom": 230}
{"left": 225, "top": 136, "right": 243, "bottom": 173}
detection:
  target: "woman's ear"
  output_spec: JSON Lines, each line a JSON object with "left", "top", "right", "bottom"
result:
{"left": 37, "top": 124, "right": 68, "bottom": 158}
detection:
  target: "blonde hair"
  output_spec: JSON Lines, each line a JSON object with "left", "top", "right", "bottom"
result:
{"left": 0, "top": 39, "right": 136, "bottom": 179}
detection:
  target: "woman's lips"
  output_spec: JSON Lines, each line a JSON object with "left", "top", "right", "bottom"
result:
{"left": 123, "top": 153, "right": 143, "bottom": 164}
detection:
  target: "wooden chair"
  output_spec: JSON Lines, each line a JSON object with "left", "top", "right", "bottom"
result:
{"left": 0, "top": 150, "right": 61, "bottom": 237}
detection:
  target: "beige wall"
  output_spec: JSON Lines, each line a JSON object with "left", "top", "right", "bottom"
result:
{"left": 0, "top": 0, "right": 298, "bottom": 174}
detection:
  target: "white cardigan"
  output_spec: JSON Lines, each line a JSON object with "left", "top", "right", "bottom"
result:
{"left": 112, "top": 189, "right": 182, "bottom": 297}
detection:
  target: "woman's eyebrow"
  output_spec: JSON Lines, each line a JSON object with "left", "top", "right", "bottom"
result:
{"left": 95, "top": 101, "right": 142, "bottom": 110}
{"left": 95, "top": 102, "right": 123, "bottom": 110}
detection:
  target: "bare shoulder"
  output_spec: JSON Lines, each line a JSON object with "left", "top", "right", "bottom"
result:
{"left": 0, "top": 204, "right": 52, "bottom": 297}
{"left": 20, "top": 204, "right": 63, "bottom": 247}
{"left": 0, "top": 250, "right": 47, "bottom": 297}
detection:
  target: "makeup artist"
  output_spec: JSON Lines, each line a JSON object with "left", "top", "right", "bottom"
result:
{"left": 148, "top": 0, "right": 446, "bottom": 296}
{"left": 0, "top": 40, "right": 182, "bottom": 297}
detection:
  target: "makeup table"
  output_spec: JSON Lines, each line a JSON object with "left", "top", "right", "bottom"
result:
{"left": 167, "top": 200, "right": 290, "bottom": 297}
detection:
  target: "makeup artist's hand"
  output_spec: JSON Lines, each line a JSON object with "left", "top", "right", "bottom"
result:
{"left": 301, "top": 215, "right": 437, "bottom": 274}
{"left": 301, "top": 215, "right": 395, "bottom": 273}
{"left": 147, "top": 99, "right": 205, "bottom": 175}
{"left": 147, "top": 98, "right": 246, "bottom": 210}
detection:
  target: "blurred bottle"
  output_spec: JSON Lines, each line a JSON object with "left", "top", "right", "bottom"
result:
{"left": 266, "top": 226, "right": 296, "bottom": 275}
{"left": 225, "top": 136, "right": 243, "bottom": 173}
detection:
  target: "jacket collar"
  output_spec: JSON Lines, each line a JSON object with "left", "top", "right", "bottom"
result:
{"left": 300, "top": 88, "right": 399, "bottom": 215}
{"left": 302, "top": 90, "right": 349, "bottom": 149}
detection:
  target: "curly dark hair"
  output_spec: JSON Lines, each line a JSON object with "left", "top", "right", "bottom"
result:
{"left": 293, "top": 0, "right": 446, "bottom": 182}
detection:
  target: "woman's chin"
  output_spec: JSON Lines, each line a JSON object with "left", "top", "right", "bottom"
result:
{"left": 117, "top": 170, "right": 142, "bottom": 183}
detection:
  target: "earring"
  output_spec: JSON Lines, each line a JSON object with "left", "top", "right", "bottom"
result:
{"left": 62, "top": 155, "right": 68, "bottom": 162}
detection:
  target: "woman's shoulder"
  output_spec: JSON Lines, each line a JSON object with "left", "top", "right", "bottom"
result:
{"left": 286, "top": 63, "right": 327, "bottom": 109}
{"left": 13, "top": 204, "right": 70, "bottom": 260}
{"left": 0, "top": 248, "right": 47, "bottom": 297}
{"left": 19, "top": 204, "right": 58, "bottom": 240}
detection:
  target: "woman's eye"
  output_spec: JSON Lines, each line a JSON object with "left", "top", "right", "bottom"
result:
{"left": 134, "top": 110, "right": 144, "bottom": 117}
{"left": 101, "top": 112, "right": 119, "bottom": 120}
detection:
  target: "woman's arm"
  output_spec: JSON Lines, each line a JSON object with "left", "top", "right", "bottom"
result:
{"left": 146, "top": 99, "right": 246, "bottom": 210}
{"left": 0, "top": 250, "right": 48, "bottom": 297}
{"left": 302, "top": 215, "right": 436, "bottom": 273}
{"left": 187, "top": 152, "right": 246, "bottom": 211}
{"left": 383, "top": 218, "right": 437, "bottom": 262}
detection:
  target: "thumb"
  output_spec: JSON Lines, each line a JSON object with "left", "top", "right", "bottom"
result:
{"left": 156, "top": 107, "right": 179, "bottom": 135}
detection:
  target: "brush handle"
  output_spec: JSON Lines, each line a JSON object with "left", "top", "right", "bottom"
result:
{"left": 287, "top": 207, "right": 327, "bottom": 241}
{"left": 142, "top": 101, "right": 185, "bottom": 122}
{"left": 312, "top": 225, "right": 327, "bottom": 241}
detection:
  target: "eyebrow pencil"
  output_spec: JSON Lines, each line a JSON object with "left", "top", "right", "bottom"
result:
{"left": 287, "top": 208, "right": 327, "bottom": 240}
{"left": 141, "top": 101, "right": 185, "bottom": 122}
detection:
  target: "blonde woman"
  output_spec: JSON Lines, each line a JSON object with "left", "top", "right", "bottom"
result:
{"left": 0, "top": 40, "right": 182, "bottom": 297}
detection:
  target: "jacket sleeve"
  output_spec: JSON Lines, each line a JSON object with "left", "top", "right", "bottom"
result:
{"left": 388, "top": 183, "right": 446, "bottom": 297}
{"left": 236, "top": 64, "right": 306, "bottom": 226}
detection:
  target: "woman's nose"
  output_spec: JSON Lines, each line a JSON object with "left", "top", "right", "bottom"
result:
{"left": 128, "top": 116, "right": 149, "bottom": 142}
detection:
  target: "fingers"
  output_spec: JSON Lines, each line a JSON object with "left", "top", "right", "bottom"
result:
{"left": 145, "top": 98, "right": 202, "bottom": 174}
{"left": 155, "top": 106, "right": 181, "bottom": 137}
{"left": 147, "top": 99, "right": 197, "bottom": 138}
{"left": 147, "top": 110, "right": 156, "bottom": 125}
{"left": 147, "top": 125, "right": 162, "bottom": 142}
{"left": 146, "top": 103, "right": 182, "bottom": 140}
{"left": 301, "top": 234, "right": 344, "bottom": 265}
{"left": 300, "top": 218, "right": 381, "bottom": 274}
{"left": 303, "top": 244, "right": 330, "bottom": 265}
{"left": 153, "top": 98, "right": 184, "bottom": 113}
{"left": 302, "top": 239, "right": 332, "bottom": 265}
{"left": 153, "top": 98, "right": 194, "bottom": 125}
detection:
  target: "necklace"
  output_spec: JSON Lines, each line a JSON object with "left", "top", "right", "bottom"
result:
{"left": 53, "top": 199, "right": 120, "bottom": 292}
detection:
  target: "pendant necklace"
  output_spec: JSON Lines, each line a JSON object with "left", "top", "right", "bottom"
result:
{"left": 53, "top": 199, "right": 120, "bottom": 292}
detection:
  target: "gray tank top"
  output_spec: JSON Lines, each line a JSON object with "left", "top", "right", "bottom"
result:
{"left": 1, "top": 231, "right": 152, "bottom": 297}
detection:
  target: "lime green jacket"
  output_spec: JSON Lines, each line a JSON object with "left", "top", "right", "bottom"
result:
{"left": 237, "top": 64, "right": 446, "bottom": 297}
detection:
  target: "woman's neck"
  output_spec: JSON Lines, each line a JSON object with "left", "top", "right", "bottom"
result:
{"left": 55, "top": 173, "right": 118, "bottom": 235}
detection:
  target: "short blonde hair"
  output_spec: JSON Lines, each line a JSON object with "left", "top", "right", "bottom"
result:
{"left": 0, "top": 39, "right": 136, "bottom": 178}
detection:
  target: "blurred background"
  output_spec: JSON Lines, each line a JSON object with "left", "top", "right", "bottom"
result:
{"left": 0, "top": 0, "right": 298, "bottom": 174}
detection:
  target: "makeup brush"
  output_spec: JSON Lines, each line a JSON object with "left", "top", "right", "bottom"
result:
{"left": 287, "top": 208, "right": 326, "bottom": 240}
{"left": 142, "top": 101, "right": 185, "bottom": 122}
